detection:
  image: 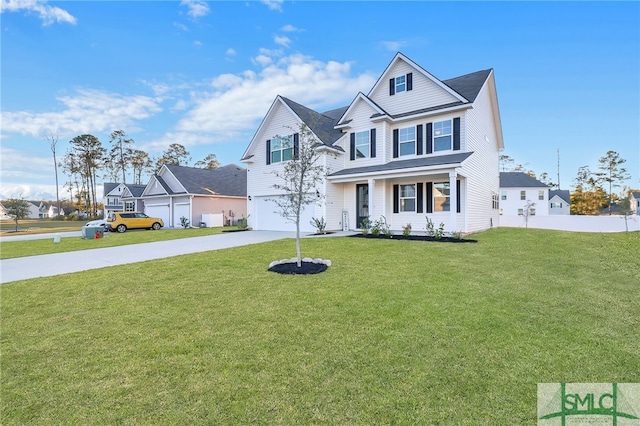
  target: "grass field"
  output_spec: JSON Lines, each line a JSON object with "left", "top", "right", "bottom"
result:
{"left": 1, "top": 228, "right": 638, "bottom": 424}
{"left": 0, "top": 226, "right": 232, "bottom": 260}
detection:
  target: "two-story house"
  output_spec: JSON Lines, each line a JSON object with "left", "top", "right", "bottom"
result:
{"left": 241, "top": 52, "right": 504, "bottom": 233}
{"left": 499, "top": 172, "right": 550, "bottom": 216}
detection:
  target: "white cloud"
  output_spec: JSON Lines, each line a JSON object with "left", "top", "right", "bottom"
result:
{"left": 173, "top": 21, "right": 188, "bottom": 32}
{"left": 180, "top": 0, "right": 210, "bottom": 18}
{"left": 381, "top": 40, "right": 406, "bottom": 52}
{"left": 274, "top": 35, "right": 291, "bottom": 48}
{"left": 280, "top": 24, "right": 299, "bottom": 32}
{"left": 261, "top": 0, "right": 284, "bottom": 12}
{"left": 0, "top": 146, "right": 59, "bottom": 199}
{"left": 0, "top": 0, "right": 76, "bottom": 25}
{"left": 0, "top": 89, "right": 163, "bottom": 139}
{"left": 194, "top": 40, "right": 203, "bottom": 48}
{"left": 226, "top": 48, "right": 236, "bottom": 57}
{"left": 145, "top": 53, "right": 377, "bottom": 152}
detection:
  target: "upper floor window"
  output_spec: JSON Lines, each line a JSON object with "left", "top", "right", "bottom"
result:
{"left": 399, "top": 127, "right": 416, "bottom": 156}
{"left": 399, "top": 184, "right": 416, "bottom": 212}
{"left": 355, "top": 131, "right": 370, "bottom": 159}
{"left": 434, "top": 120, "right": 452, "bottom": 151}
{"left": 520, "top": 191, "right": 526, "bottom": 200}
{"left": 500, "top": 191, "right": 507, "bottom": 201}
{"left": 389, "top": 73, "right": 413, "bottom": 96}
{"left": 395, "top": 75, "right": 406, "bottom": 93}
{"left": 270, "top": 135, "right": 293, "bottom": 164}
{"left": 538, "top": 190, "right": 545, "bottom": 200}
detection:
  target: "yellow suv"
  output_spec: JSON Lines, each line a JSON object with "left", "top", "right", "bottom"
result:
{"left": 107, "top": 212, "right": 164, "bottom": 233}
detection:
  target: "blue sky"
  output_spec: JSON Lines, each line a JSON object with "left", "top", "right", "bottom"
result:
{"left": 1, "top": 0, "right": 638, "bottom": 201}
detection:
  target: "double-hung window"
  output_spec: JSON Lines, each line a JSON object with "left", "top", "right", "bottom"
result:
{"left": 399, "top": 184, "right": 416, "bottom": 212}
{"left": 399, "top": 127, "right": 416, "bottom": 156}
{"left": 395, "top": 75, "right": 406, "bottom": 94}
{"left": 520, "top": 191, "right": 526, "bottom": 200}
{"left": 538, "top": 190, "right": 545, "bottom": 200}
{"left": 433, "top": 182, "right": 450, "bottom": 212}
{"left": 355, "top": 130, "right": 370, "bottom": 159}
{"left": 433, "top": 120, "right": 452, "bottom": 151}
{"left": 270, "top": 135, "right": 293, "bottom": 164}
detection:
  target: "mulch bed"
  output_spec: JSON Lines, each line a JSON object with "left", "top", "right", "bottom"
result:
{"left": 268, "top": 261, "right": 328, "bottom": 275}
{"left": 349, "top": 234, "right": 477, "bottom": 243}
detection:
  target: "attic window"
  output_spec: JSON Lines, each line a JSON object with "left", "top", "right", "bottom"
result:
{"left": 389, "top": 73, "right": 413, "bottom": 96}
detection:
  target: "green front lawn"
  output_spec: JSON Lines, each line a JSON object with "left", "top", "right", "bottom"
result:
{"left": 1, "top": 229, "right": 638, "bottom": 424}
{"left": 0, "top": 227, "right": 234, "bottom": 259}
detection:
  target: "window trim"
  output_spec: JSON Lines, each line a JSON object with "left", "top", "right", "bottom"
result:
{"left": 399, "top": 184, "right": 416, "bottom": 212}
{"left": 270, "top": 135, "right": 294, "bottom": 164}
{"left": 433, "top": 181, "right": 451, "bottom": 212}
{"left": 354, "top": 130, "right": 370, "bottom": 159}
{"left": 398, "top": 126, "right": 416, "bottom": 156}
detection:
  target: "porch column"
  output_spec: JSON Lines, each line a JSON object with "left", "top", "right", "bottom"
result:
{"left": 449, "top": 171, "right": 457, "bottom": 233}
{"left": 368, "top": 179, "right": 374, "bottom": 219}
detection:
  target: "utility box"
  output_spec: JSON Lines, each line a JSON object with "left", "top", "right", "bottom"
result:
{"left": 82, "top": 226, "right": 104, "bottom": 240}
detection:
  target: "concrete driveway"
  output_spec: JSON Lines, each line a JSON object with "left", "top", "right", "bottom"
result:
{"left": 0, "top": 230, "right": 298, "bottom": 284}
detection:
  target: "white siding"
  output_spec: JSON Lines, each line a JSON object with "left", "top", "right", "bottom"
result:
{"left": 369, "top": 59, "right": 460, "bottom": 116}
{"left": 500, "top": 188, "right": 549, "bottom": 216}
{"left": 460, "top": 79, "right": 501, "bottom": 232}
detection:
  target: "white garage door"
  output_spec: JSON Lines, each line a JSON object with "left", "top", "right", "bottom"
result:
{"left": 255, "top": 196, "right": 315, "bottom": 232}
{"left": 145, "top": 204, "right": 170, "bottom": 228}
{"left": 173, "top": 203, "right": 190, "bottom": 228}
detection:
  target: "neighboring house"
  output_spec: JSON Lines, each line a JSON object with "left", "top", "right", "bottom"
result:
{"left": 0, "top": 203, "right": 12, "bottom": 220}
{"left": 499, "top": 172, "right": 550, "bottom": 216}
{"left": 44, "top": 204, "right": 64, "bottom": 218}
{"left": 103, "top": 183, "right": 147, "bottom": 218}
{"left": 241, "top": 52, "right": 504, "bottom": 233}
{"left": 630, "top": 191, "right": 640, "bottom": 215}
{"left": 549, "top": 190, "right": 571, "bottom": 215}
{"left": 132, "top": 164, "right": 247, "bottom": 228}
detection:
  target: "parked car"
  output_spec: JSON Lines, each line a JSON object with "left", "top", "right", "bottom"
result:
{"left": 85, "top": 219, "right": 109, "bottom": 231}
{"left": 106, "top": 212, "right": 164, "bottom": 233}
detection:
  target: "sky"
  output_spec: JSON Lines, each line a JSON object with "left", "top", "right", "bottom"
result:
{"left": 1, "top": 0, "right": 638, "bottom": 201}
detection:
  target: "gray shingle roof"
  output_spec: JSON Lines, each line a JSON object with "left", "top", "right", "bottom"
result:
{"left": 499, "top": 172, "right": 548, "bottom": 188}
{"left": 550, "top": 190, "right": 571, "bottom": 203}
{"left": 442, "top": 69, "right": 492, "bottom": 102}
{"left": 280, "top": 97, "right": 347, "bottom": 147}
{"left": 632, "top": 191, "right": 640, "bottom": 199}
{"left": 329, "top": 152, "right": 473, "bottom": 177}
{"left": 165, "top": 164, "right": 247, "bottom": 197}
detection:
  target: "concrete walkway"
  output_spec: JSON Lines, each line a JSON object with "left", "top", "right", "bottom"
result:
{"left": 0, "top": 230, "right": 302, "bottom": 284}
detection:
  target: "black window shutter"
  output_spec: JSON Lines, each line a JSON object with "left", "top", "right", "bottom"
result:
{"left": 393, "top": 185, "right": 399, "bottom": 213}
{"left": 266, "top": 139, "right": 271, "bottom": 165}
{"left": 426, "top": 182, "right": 433, "bottom": 213}
{"left": 293, "top": 133, "right": 299, "bottom": 159}
{"left": 393, "top": 129, "right": 399, "bottom": 158}
{"left": 406, "top": 73, "right": 413, "bottom": 91}
{"left": 350, "top": 133, "right": 355, "bottom": 161}
{"left": 417, "top": 182, "right": 424, "bottom": 213}
{"left": 370, "top": 128, "right": 376, "bottom": 158}
{"left": 453, "top": 117, "right": 461, "bottom": 151}
{"left": 416, "top": 124, "right": 423, "bottom": 156}
{"left": 456, "top": 179, "right": 461, "bottom": 213}
{"left": 426, "top": 122, "right": 433, "bottom": 154}
{"left": 389, "top": 78, "right": 395, "bottom": 96}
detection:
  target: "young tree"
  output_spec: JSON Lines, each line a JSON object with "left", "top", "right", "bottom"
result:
{"left": 596, "top": 150, "right": 630, "bottom": 215}
{"left": 270, "top": 124, "right": 330, "bottom": 267}
{"left": 108, "top": 130, "right": 135, "bottom": 183}
{"left": 3, "top": 196, "right": 31, "bottom": 231}
{"left": 194, "top": 153, "right": 220, "bottom": 169}
{"left": 154, "top": 143, "right": 191, "bottom": 173}
{"left": 522, "top": 200, "right": 536, "bottom": 228}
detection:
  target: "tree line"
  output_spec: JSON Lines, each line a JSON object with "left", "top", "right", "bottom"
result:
{"left": 500, "top": 150, "right": 632, "bottom": 215}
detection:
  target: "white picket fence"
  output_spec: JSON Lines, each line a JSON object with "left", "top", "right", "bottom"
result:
{"left": 499, "top": 214, "right": 640, "bottom": 233}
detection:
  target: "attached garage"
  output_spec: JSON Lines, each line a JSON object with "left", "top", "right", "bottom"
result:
{"left": 254, "top": 196, "right": 315, "bottom": 232}
{"left": 145, "top": 203, "right": 170, "bottom": 228}
{"left": 173, "top": 202, "right": 190, "bottom": 228}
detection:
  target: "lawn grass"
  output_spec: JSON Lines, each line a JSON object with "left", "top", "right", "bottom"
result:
{"left": 0, "top": 219, "right": 85, "bottom": 235}
{"left": 1, "top": 228, "right": 638, "bottom": 424}
{"left": 0, "top": 227, "right": 234, "bottom": 260}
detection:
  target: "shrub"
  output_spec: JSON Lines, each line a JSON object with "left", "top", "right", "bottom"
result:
{"left": 310, "top": 217, "right": 327, "bottom": 234}
{"left": 179, "top": 216, "right": 190, "bottom": 228}
{"left": 402, "top": 223, "right": 412, "bottom": 238}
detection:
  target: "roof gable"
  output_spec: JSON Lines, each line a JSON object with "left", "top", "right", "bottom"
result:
{"left": 550, "top": 190, "right": 571, "bottom": 203}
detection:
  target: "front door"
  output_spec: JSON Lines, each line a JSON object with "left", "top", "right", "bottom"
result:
{"left": 356, "top": 183, "right": 369, "bottom": 229}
